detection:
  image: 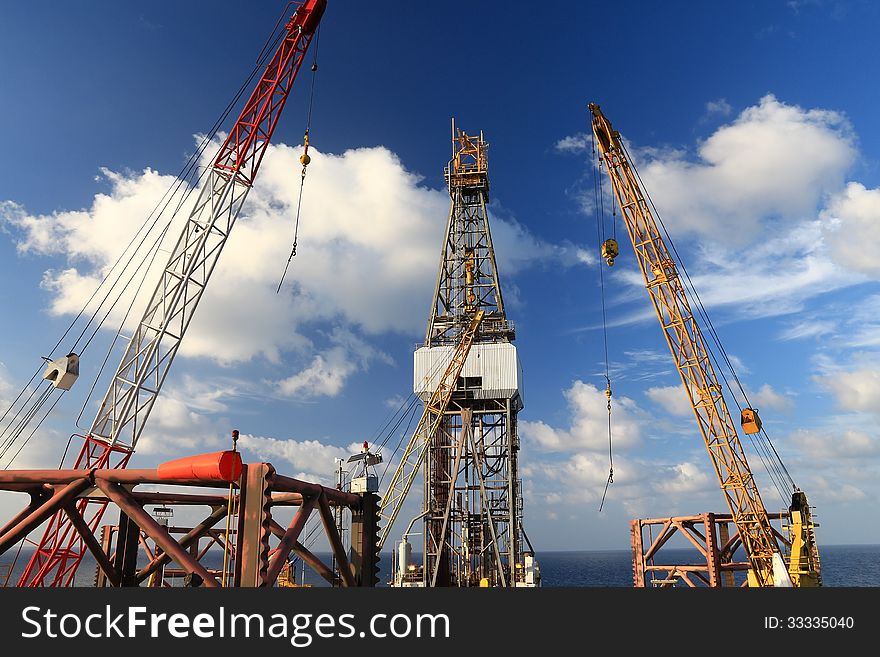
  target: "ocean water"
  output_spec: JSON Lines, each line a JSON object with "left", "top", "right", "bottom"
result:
{"left": 533, "top": 544, "right": 880, "bottom": 587}
{"left": 3, "top": 544, "right": 878, "bottom": 587}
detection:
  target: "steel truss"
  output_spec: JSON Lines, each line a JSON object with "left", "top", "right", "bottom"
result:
{"left": 630, "top": 512, "right": 791, "bottom": 588}
{"left": 424, "top": 398, "right": 522, "bottom": 587}
{"left": 417, "top": 125, "right": 528, "bottom": 587}
{"left": 0, "top": 454, "right": 378, "bottom": 587}
{"left": 19, "top": 0, "right": 326, "bottom": 587}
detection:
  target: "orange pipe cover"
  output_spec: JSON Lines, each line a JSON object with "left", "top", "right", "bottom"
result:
{"left": 157, "top": 451, "right": 242, "bottom": 482}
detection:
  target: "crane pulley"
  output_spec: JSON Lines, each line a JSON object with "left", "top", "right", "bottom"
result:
{"left": 588, "top": 101, "right": 821, "bottom": 587}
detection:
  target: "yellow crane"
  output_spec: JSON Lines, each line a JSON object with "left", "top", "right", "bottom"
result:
{"left": 589, "top": 102, "right": 821, "bottom": 587}
{"left": 377, "top": 310, "right": 485, "bottom": 553}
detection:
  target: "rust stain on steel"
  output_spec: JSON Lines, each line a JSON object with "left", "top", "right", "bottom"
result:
{"left": 0, "top": 478, "right": 92, "bottom": 553}
{"left": 136, "top": 505, "right": 229, "bottom": 583}
{"left": 318, "top": 492, "right": 354, "bottom": 587}
{"left": 94, "top": 477, "right": 220, "bottom": 587}
{"left": 62, "top": 502, "right": 120, "bottom": 587}
{"left": 266, "top": 496, "right": 317, "bottom": 585}
{"left": 237, "top": 463, "right": 273, "bottom": 587}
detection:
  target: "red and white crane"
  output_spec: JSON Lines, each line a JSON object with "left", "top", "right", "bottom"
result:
{"left": 17, "top": 0, "right": 327, "bottom": 587}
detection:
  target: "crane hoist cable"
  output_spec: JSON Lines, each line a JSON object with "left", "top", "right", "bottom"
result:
{"left": 376, "top": 346, "right": 467, "bottom": 485}
{"left": 0, "top": 25, "right": 289, "bottom": 469}
{"left": 623, "top": 140, "right": 794, "bottom": 503}
{"left": 592, "top": 131, "right": 614, "bottom": 512}
{"left": 277, "top": 26, "right": 321, "bottom": 294}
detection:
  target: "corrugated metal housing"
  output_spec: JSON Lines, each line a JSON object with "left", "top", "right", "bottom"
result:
{"left": 413, "top": 342, "right": 522, "bottom": 403}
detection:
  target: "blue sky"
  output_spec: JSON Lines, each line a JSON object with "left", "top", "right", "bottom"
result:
{"left": 1, "top": 0, "right": 880, "bottom": 556}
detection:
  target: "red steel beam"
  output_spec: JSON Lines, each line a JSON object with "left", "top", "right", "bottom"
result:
{"left": 0, "top": 479, "right": 92, "bottom": 553}
{"left": 0, "top": 488, "right": 52, "bottom": 541}
{"left": 135, "top": 505, "right": 229, "bottom": 583}
{"left": 291, "top": 541, "right": 335, "bottom": 585}
{"left": 317, "top": 492, "right": 354, "bottom": 587}
{"left": 270, "top": 473, "right": 360, "bottom": 508}
{"left": 0, "top": 470, "right": 94, "bottom": 485}
{"left": 61, "top": 503, "right": 119, "bottom": 587}
{"left": 671, "top": 519, "right": 710, "bottom": 556}
{"left": 94, "top": 478, "right": 220, "bottom": 588}
{"left": 267, "top": 519, "right": 337, "bottom": 586}
{"left": 630, "top": 520, "right": 645, "bottom": 587}
{"left": 265, "top": 496, "right": 317, "bottom": 585}
{"left": 642, "top": 518, "right": 676, "bottom": 561}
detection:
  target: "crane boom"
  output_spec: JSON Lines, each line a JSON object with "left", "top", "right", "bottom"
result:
{"left": 589, "top": 102, "right": 797, "bottom": 587}
{"left": 18, "top": 0, "right": 327, "bottom": 587}
{"left": 377, "top": 310, "right": 484, "bottom": 552}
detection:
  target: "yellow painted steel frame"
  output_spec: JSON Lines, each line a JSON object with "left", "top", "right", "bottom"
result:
{"left": 377, "top": 310, "right": 485, "bottom": 551}
{"left": 447, "top": 127, "right": 488, "bottom": 189}
{"left": 787, "top": 491, "right": 822, "bottom": 586}
{"left": 590, "top": 103, "right": 785, "bottom": 587}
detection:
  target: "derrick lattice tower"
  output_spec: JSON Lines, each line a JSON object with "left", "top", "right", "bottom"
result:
{"left": 413, "top": 122, "right": 534, "bottom": 587}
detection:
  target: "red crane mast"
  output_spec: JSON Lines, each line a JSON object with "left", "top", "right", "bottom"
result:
{"left": 18, "top": 0, "right": 327, "bottom": 587}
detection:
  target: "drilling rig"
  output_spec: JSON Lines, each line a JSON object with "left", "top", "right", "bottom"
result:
{"left": 12, "top": 0, "right": 327, "bottom": 587}
{"left": 589, "top": 102, "right": 821, "bottom": 588}
{"left": 378, "top": 124, "right": 539, "bottom": 588}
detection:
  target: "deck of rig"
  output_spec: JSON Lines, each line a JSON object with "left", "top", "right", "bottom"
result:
{"left": 0, "top": 450, "right": 379, "bottom": 587}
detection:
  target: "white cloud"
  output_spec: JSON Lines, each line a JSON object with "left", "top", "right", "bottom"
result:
{"left": 0, "top": 365, "right": 73, "bottom": 470}
{"left": 520, "top": 380, "right": 643, "bottom": 452}
{"left": 1, "top": 141, "right": 570, "bottom": 371}
{"left": 383, "top": 395, "right": 407, "bottom": 410}
{"left": 654, "top": 461, "right": 714, "bottom": 495}
{"left": 704, "top": 98, "right": 732, "bottom": 117}
{"left": 711, "top": 226, "right": 852, "bottom": 314}
{"left": 814, "top": 368, "right": 880, "bottom": 413}
{"left": 522, "top": 449, "right": 718, "bottom": 509}
{"left": 779, "top": 318, "right": 837, "bottom": 341}
{"left": 844, "top": 296, "right": 880, "bottom": 348}
{"left": 609, "top": 218, "right": 862, "bottom": 326}
{"left": 749, "top": 383, "right": 794, "bottom": 413}
{"left": 587, "top": 96, "right": 869, "bottom": 334}
{"left": 636, "top": 94, "right": 856, "bottom": 242}
{"left": 645, "top": 385, "right": 691, "bottom": 417}
{"left": 275, "top": 328, "right": 391, "bottom": 399}
{"left": 0, "top": 364, "right": 13, "bottom": 405}
{"left": 554, "top": 133, "right": 590, "bottom": 154}
{"left": 789, "top": 428, "right": 880, "bottom": 460}
{"left": 132, "top": 380, "right": 233, "bottom": 456}
{"left": 623, "top": 349, "right": 669, "bottom": 365}
{"left": 820, "top": 182, "right": 880, "bottom": 277}
{"left": 237, "top": 434, "right": 357, "bottom": 485}
{"left": 809, "top": 481, "right": 868, "bottom": 503}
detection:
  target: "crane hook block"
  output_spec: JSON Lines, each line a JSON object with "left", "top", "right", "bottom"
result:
{"left": 741, "top": 407, "right": 762, "bottom": 435}
{"left": 300, "top": 131, "right": 311, "bottom": 167}
{"left": 602, "top": 238, "right": 619, "bottom": 266}
{"left": 42, "top": 352, "right": 80, "bottom": 391}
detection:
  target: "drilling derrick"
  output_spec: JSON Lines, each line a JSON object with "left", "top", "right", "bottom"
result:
{"left": 410, "top": 123, "right": 535, "bottom": 587}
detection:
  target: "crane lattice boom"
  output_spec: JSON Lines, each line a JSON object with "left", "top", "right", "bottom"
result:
{"left": 377, "top": 310, "right": 485, "bottom": 551}
{"left": 589, "top": 102, "right": 785, "bottom": 586}
{"left": 18, "top": 0, "right": 327, "bottom": 587}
